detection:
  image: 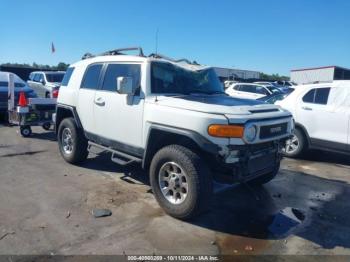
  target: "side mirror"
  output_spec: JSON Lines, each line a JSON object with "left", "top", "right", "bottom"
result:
{"left": 40, "top": 79, "right": 46, "bottom": 85}
{"left": 116, "top": 76, "right": 133, "bottom": 95}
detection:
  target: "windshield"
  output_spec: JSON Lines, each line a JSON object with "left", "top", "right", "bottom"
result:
{"left": 151, "top": 62, "right": 224, "bottom": 95}
{"left": 45, "top": 73, "right": 64, "bottom": 83}
{"left": 0, "top": 81, "right": 25, "bottom": 88}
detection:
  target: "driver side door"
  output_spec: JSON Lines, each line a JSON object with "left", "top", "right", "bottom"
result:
{"left": 93, "top": 63, "right": 144, "bottom": 156}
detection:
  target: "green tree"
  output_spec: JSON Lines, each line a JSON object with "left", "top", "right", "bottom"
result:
{"left": 55, "top": 62, "right": 70, "bottom": 71}
{"left": 260, "top": 72, "right": 289, "bottom": 81}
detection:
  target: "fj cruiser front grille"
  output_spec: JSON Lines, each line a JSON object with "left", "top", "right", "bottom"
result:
{"left": 259, "top": 122, "right": 288, "bottom": 139}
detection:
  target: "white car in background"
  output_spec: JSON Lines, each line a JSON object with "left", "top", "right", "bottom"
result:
{"left": 276, "top": 81, "right": 350, "bottom": 157}
{"left": 224, "top": 80, "right": 237, "bottom": 89}
{"left": 225, "top": 83, "right": 281, "bottom": 100}
{"left": 274, "top": 80, "right": 297, "bottom": 87}
{"left": 27, "top": 71, "right": 65, "bottom": 98}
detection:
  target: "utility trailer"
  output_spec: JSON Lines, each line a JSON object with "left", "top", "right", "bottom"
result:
{"left": 7, "top": 73, "right": 56, "bottom": 137}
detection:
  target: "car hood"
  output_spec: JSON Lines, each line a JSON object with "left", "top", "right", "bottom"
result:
{"left": 150, "top": 94, "right": 286, "bottom": 116}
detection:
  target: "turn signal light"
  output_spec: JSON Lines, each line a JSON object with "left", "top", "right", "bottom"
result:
{"left": 208, "top": 124, "right": 244, "bottom": 138}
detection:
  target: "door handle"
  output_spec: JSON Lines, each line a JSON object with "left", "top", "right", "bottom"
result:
{"left": 94, "top": 97, "right": 105, "bottom": 106}
{"left": 302, "top": 106, "right": 312, "bottom": 111}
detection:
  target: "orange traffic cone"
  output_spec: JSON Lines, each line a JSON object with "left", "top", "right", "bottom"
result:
{"left": 18, "top": 91, "right": 28, "bottom": 107}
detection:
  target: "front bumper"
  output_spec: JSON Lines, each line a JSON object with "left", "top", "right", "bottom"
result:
{"left": 211, "top": 140, "right": 285, "bottom": 184}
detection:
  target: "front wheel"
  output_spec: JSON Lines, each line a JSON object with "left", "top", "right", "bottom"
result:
{"left": 149, "top": 145, "right": 212, "bottom": 220}
{"left": 57, "top": 117, "right": 88, "bottom": 164}
{"left": 283, "top": 128, "right": 307, "bottom": 158}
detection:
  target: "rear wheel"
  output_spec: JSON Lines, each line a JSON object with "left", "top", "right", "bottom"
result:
{"left": 58, "top": 117, "right": 88, "bottom": 164}
{"left": 283, "top": 128, "right": 307, "bottom": 158}
{"left": 149, "top": 145, "right": 212, "bottom": 220}
{"left": 20, "top": 126, "right": 32, "bottom": 137}
{"left": 42, "top": 122, "right": 51, "bottom": 130}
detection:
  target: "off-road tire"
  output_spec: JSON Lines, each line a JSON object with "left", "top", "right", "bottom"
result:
{"left": 149, "top": 145, "right": 212, "bottom": 220}
{"left": 58, "top": 117, "right": 88, "bottom": 164}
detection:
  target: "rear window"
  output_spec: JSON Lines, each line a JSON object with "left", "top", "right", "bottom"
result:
{"left": 81, "top": 64, "right": 103, "bottom": 89}
{"left": 45, "top": 73, "right": 65, "bottom": 83}
{"left": 61, "top": 67, "right": 75, "bottom": 86}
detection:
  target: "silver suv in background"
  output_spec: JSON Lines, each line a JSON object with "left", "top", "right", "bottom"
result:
{"left": 27, "top": 71, "right": 65, "bottom": 98}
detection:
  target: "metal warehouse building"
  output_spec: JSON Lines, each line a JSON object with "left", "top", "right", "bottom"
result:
{"left": 212, "top": 67, "right": 260, "bottom": 82}
{"left": 290, "top": 66, "right": 350, "bottom": 85}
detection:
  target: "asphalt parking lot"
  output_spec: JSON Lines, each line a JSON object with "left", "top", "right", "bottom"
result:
{"left": 1, "top": 120, "right": 350, "bottom": 256}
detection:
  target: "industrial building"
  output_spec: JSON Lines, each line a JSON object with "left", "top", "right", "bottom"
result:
{"left": 212, "top": 67, "right": 260, "bottom": 82}
{"left": 290, "top": 66, "right": 350, "bottom": 85}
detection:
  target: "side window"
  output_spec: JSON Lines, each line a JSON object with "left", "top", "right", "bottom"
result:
{"left": 33, "top": 73, "right": 41, "bottom": 82}
{"left": 233, "top": 85, "right": 240, "bottom": 91}
{"left": 61, "top": 67, "right": 75, "bottom": 86}
{"left": 38, "top": 74, "right": 44, "bottom": 83}
{"left": 302, "top": 88, "right": 330, "bottom": 104}
{"left": 302, "top": 89, "right": 316, "bottom": 103}
{"left": 239, "top": 85, "right": 247, "bottom": 92}
{"left": 29, "top": 73, "right": 33, "bottom": 81}
{"left": 101, "top": 64, "right": 141, "bottom": 93}
{"left": 314, "top": 88, "right": 330, "bottom": 104}
{"left": 81, "top": 64, "right": 103, "bottom": 89}
{"left": 256, "top": 86, "right": 269, "bottom": 95}
{"left": 242, "top": 85, "right": 256, "bottom": 93}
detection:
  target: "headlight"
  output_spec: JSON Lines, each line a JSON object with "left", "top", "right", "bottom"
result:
{"left": 244, "top": 124, "right": 257, "bottom": 142}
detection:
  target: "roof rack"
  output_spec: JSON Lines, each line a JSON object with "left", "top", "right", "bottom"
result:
{"left": 148, "top": 53, "right": 199, "bottom": 65}
{"left": 81, "top": 47, "right": 199, "bottom": 65}
{"left": 82, "top": 47, "right": 144, "bottom": 60}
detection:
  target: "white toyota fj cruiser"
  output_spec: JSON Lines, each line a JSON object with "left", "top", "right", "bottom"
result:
{"left": 55, "top": 47, "right": 293, "bottom": 219}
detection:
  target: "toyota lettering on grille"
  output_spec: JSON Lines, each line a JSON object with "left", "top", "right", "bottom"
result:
{"left": 270, "top": 126, "right": 282, "bottom": 133}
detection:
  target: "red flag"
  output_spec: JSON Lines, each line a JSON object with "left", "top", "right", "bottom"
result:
{"left": 51, "top": 42, "right": 56, "bottom": 53}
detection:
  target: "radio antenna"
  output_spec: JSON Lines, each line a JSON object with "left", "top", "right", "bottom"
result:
{"left": 155, "top": 28, "right": 159, "bottom": 55}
